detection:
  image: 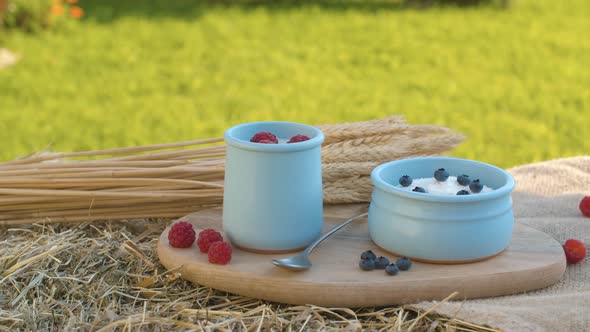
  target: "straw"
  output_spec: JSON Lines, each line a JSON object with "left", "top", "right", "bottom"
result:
{"left": 0, "top": 220, "right": 498, "bottom": 331}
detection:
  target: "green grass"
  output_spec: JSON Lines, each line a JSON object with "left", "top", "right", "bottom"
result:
{"left": 1, "top": 0, "right": 588, "bottom": 168}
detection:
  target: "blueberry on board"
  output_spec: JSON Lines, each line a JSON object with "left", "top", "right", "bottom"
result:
{"left": 359, "top": 258, "right": 375, "bottom": 271}
{"left": 434, "top": 168, "right": 449, "bottom": 182}
{"left": 385, "top": 263, "right": 400, "bottom": 275}
{"left": 361, "top": 250, "right": 377, "bottom": 261}
{"left": 456, "top": 190, "right": 470, "bottom": 195}
{"left": 396, "top": 257, "right": 413, "bottom": 271}
{"left": 469, "top": 179, "right": 484, "bottom": 193}
{"left": 399, "top": 175, "right": 413, "bottom": 187}
{"left": 374, "top": 256, "right": 390, "bottom": 269}
{"left": 457, "top": 174, "right": 471, "bottom": 186}
{"left": 412, "top": 187, "right": 426, "bottom": 193}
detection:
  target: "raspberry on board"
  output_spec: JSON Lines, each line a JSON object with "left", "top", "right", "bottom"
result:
{"left": 208, "top": 241, "right": 232, "bottom": 265}
{"left": 563, "top": 239, "right": 587, "bottom": 264}
{"left": 579, "top": 196, "right": 590, "bottom": 218}
{"left": 197, "top": 229, "right": 223, "bottom": 253}
{"left": 167, "top": 221, "right": 196, "bottom": 248}
{"left": 287, "top": 134, "right": 310, "bottom": 143}
{"left": 250, "top": 132, "right": 278, "bottom": 144}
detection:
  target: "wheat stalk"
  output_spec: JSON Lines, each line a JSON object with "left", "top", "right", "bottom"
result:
{"left": 322, "top": 132, "right": 465, "bottom": 164}
{"left": 322, "top": 162, "right": 379, "bottom": 182}
{"left": 317, "top": 115, "right": 407, "bottom": 144}
{"left": 323, "top": 176, "right": 374, "bottom": 204}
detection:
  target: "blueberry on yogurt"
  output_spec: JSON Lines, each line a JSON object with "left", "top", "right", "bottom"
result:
{"left": 456, "top": 190, "right": 470, "bottom": 195}
{"left": 457, "top": 174, "right": 471, "bottom": 186}
{"left": 434, "top": 168, "right": 449, "bottom": 182}
{"left": 399, "top": 175, "right": 413, "bottom": 187}
{"left": 469, "top": 179, "right": 484, "bottom": 193}
{"left": 412, "top": 187, "right": 427, "bottom": 193}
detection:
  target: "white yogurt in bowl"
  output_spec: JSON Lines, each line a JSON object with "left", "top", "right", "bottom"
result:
{"left": 399, "top": 176, "right": 493, "bottom": 195}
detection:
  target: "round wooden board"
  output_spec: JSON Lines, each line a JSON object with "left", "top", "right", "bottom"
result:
{"left": 157, "top": 204, "right": 566, "bottom": 307}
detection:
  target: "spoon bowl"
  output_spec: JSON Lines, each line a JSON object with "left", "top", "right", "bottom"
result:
{"left": 272, "top": 254, "right": 312, "bottom": 271}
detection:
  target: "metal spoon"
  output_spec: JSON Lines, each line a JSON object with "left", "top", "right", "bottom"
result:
{"left": 271, "top": 212, "right": 368, "bottom": 271}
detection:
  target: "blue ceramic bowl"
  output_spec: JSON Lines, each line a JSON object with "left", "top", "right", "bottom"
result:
{"left": 368, "top": 157, "right": 516, "bottom": 263}
{"left": 223, "top": 121, "right": 325, "bottom": 253}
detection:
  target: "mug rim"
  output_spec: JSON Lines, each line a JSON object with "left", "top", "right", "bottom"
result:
{"left": 224, "top": 121, "right": 325, "bottom": 153}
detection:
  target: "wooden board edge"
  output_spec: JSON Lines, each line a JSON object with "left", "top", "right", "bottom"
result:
{"left": 156, "top": 233, "right": 567, "bottom": 307}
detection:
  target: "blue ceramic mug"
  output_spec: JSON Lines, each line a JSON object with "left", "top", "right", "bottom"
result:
{"left": 223, "top": 121, "right": 325, "bottom": 253}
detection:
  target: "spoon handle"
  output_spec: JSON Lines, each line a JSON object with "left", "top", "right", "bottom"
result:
{"left": 302, "top": 212, "right": 369, "bottom": 257}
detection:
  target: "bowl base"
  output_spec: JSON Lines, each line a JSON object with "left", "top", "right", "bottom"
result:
{"left": 232, "top": 242, "right": 308, "bottom": 255}
{"left": 374, "top": 242, "right": 506, "bottom": 265}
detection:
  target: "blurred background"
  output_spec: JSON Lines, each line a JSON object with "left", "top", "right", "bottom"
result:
{"left": 0, "top": 0, "right": 588, "bottom": 168}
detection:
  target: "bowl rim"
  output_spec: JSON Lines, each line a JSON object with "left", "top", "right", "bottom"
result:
{"left": 371, "top": 157, "right": 516, "bottom": 202}
{"left": 224, "top": 121, "right": 325, "bottom": 153}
